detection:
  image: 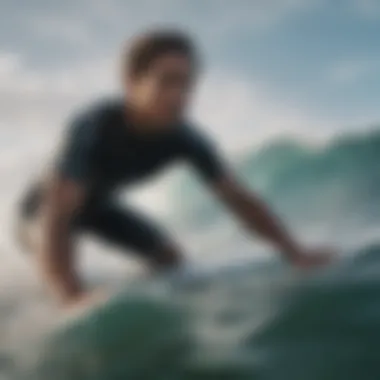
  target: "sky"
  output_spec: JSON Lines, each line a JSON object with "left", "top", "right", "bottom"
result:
{"left": 0, "top": 0, "right": 380, "bottom": 260}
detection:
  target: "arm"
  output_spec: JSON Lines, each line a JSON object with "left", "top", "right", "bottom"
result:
{"left": 212, "top": 175, "right": 303, "bottom": 262}
{"left": 39, "top": 111, "right": 97, "bottom": 306}
{"left": 185, "top": 125, "right": 332, "bottom": 267}
{"left": 40, "top": 176, "right": 86, "bottom": 305}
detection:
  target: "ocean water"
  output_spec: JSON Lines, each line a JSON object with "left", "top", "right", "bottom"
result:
{"left": 2, "top": 129, "right": 380, "bottom": 380}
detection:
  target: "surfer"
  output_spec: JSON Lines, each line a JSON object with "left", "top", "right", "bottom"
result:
{"left": 16, "top": 29, "right": 332, "bottom": 308}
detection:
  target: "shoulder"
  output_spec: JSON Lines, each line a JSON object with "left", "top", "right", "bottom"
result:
{"left": 65, "top": 97, "right": 123, "bottom": 144}
{"left": 177, "top": 121, "right": 209, "bottom": 144}
{"left": 68, "top": 96, "right": 123, "bottom": 129}
{"left": 177, "top": 121, "right": 216, "bottom": 152}
{"left": 88, "top": 96, "right": 124, "bottom": 124}
{"left": 176, "top": 121, "right": 227, "bottom": 181}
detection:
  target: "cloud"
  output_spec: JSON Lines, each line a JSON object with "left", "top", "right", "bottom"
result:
{"left": 1, "top": 0, "right": 318, "bottom": 58}
{"left": 0, "top": 52, "right": 116, "bottom": 132}
{"left": 351, "top": 0, "right": 380, "bottom": 18}
{"left": 194, "top": 70, "right": 328, "bottom": 153}
{"left": 328, "top": 59, "right": 379, "bottom": 85}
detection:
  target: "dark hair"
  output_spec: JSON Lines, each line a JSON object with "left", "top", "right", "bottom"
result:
{"left": 124, "top": 29, "right": 199, "bottom": 78}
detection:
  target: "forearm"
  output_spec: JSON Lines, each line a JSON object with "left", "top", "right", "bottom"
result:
{"left": 213, "top": 176, "right": 332, "bottom": 268}
{"left": 239, "top": 194, "right": 300, "bottom": 257}
{"left": 220, "top": 184, "right": 301, "bottom": 259}
{"left": 40, "top": 215, "right": 82, "bottom": 304}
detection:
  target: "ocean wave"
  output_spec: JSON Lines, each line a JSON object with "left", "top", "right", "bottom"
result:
{"left": 4, "top": 130, "right": 380, "bottom": 380}
{"left": 15, "top": 246, "right": 380, "bottom": 380}
{"left": 170, "top": 128, "right": 380, "bottom": 232}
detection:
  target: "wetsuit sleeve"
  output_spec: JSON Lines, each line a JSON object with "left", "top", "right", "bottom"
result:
{"left": 183, "top": 126, "right": 229, "bottom": 183}
{"left": 55, "top": 112, "right": 98, "bottom": 184}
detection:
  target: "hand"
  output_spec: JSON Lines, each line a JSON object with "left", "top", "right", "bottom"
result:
{"left": 64, "top": 289, "right": 109, "bottom": 314}
{"left": 289, "top": 247, "right": 335, "bottom": 270}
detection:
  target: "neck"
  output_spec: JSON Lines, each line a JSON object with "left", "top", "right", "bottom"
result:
{"left": 124, "top": 101, "right": 162, "bottom": 134}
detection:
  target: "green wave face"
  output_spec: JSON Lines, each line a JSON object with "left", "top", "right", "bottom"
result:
{"left": 25, "top": 247, "right": 380, "bottom": 380}
{"left": 170, "top": 129, "right": 380, "bottom": 230}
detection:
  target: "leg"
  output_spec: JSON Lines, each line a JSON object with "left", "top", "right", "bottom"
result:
{"left": 79, "top": 201, "right": 183, "bottom": 271}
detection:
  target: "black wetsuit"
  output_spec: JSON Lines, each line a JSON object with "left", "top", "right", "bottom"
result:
{"left": 19, "top": 99, "right": 227, "bottom": 256}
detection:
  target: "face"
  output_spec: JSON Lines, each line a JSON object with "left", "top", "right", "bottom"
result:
{"left": 127, "top": 53, "right": 195, "bottom": 128}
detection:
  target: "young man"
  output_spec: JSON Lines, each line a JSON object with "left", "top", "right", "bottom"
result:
{"left": 17, "top": 29, "right": 331, "bottom": 308}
